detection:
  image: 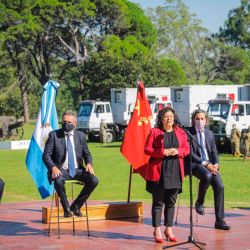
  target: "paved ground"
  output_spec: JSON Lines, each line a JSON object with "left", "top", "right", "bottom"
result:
{"left": 0, "top": 200, "right": 250, "bottom": 250}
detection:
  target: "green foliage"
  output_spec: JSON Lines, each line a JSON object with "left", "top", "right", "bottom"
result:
{"left": 205, "top": 39, "right": 250, "bottom": 84}
{"left": 0, "top": 87, "right": 23, "bottom": 118}
{"left": 143, "top": 57, "right": 187, "bottom": 87}
{"left": 218, "top": 0, "right": 250, "bottom": 49}
{"left": 126, "top": 1, "right": 157, "bottom": 48}
{"left": 81, "top": 35, "right": 186, "bottom": 99}
{"left": 209, "top": 79, "right": 234, "bottom": 85}
{"left": 147, "top": 0, "right": 210, "bottom": 83}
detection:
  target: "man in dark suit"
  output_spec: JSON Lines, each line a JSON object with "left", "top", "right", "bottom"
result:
{"left": 0, "top": 178, "right": 4, "bottom": 203}
{"left": 43, "top": 110, "right": 98, "bottom": 217}
{"left": 187, "top": 109, "right": 230, "bottom": 230}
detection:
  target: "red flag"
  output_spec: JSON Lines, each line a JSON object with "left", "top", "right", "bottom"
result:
{"left": 120, "top": 81, "right": 152, "bottom": 179}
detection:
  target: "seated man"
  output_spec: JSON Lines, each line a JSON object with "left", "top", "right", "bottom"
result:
{"left": 43, "top": 110, "right": 99, "bottom": 217}
{"left": 186, "top": 109, "right": 230, "bottom": 230}
{"left": 0, "top": 178, "right": 5, "bottom": 203}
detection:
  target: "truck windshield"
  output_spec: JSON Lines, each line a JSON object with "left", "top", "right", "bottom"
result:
{"left": 78, "top": 103, "right": 93, "bottom": 117}
{"left": 207, "top": 103, "right": 230, "bottom": 119}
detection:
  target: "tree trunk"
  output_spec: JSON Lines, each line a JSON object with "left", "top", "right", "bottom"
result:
{"left": 22, "top": 91, "right": 30, "bottom": 123}
{"left": 19, "top": 74, "right": 30, "bottom": 123}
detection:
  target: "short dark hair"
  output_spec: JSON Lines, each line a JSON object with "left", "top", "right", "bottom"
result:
{"left": 156, "top": 107, "right": 178, "bottom": 129}
{"left": 191, "top": 109, "right": 208, "bottom": 127}
{"left": 62, "top": 110, "right": 76, "bottom": 118}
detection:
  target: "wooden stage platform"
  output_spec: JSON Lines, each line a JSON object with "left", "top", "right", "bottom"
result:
{"left": 0, "top": 200, "right": 250, "bottom": 249}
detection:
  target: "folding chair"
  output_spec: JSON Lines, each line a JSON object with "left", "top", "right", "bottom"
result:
{"left": 47, "top": 180, "right": 89, "bottom": 239}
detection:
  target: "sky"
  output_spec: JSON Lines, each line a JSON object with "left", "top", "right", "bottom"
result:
{"left": 130, "top": 0, "right": 241, "bottom": 33}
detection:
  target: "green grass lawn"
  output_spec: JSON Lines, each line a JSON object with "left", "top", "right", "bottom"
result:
{"left": 0, "top": 137, "right": 249, "bottom": 208}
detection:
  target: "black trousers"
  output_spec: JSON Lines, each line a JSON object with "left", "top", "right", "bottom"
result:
{"left": 0, "top": 178, "right": 5, "bottom": 203}
{"left": 151, "top": 186, "right": 179, "bottom": 227}
{"left": 53, "top": 169, "right": 99, "bottom": 211}
{"left": 192, "top": 165, "right": 224, "bottom": 220}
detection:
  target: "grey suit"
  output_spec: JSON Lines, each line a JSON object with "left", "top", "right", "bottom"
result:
{"left": 42, "top": 128, "right": 98, "bottom": 211}
{"left": 186, "top": 127, "right": 225, "bottom": 221}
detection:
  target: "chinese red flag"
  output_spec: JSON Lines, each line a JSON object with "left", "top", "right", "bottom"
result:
{"left": 120, "top": 81, "right": 152, "bottom": 179}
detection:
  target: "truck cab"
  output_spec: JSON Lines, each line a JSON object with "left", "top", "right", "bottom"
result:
{"left": 147, "top": 96, "right": 172, "bottom": 127}
{"left": 207, "top": 99, "right": 250, "bottom": 150}
{"left": 77, "top": 100, "right": 116, "bottom": 142}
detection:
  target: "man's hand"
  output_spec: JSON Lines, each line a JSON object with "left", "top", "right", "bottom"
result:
{"left": 86, "top": 163, "right": 95, "bottom": 175}
{"left": 51, "top": 166, "right": 62, "bottom": 179}
{"left": 206, "top": 164, "right": 219, "bottom": 175}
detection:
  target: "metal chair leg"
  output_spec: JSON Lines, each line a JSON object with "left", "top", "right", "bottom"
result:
{"left": 71, "top": 183, "right": 75, "bottom": 235}
{"left": 48, "top": 188, "right": 55, "bottom": 236}
{"left": 57, "top": 197, "right": 60, "bottom": 239}
{"left": 85, "top": 200, "right": 90, "bottom": 237}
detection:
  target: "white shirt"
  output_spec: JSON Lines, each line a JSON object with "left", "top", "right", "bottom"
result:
{"left": 61, "top": 130, "right": 78, "bottom": 170}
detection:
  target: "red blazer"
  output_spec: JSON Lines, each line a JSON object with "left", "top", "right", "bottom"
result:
{"left": 144, "top": 126, "right": 190, "bottom": 182}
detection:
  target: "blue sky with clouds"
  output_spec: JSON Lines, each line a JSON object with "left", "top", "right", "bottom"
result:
{"left": 130, "top": 0, "right": 241, "bottom": 33}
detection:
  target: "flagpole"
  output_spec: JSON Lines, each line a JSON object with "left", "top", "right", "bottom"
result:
{"left": 127, "top": 165, "right": 133, "bottom": 203}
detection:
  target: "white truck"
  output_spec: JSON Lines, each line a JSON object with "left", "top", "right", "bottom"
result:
{"left": 77, "top": 84, "right": 250, "bottom": 145}
{"left": 77, "top": 88, "right": 172, "bottom": 142}
{"left": 208, "top": 99, "right": 250, "bottom": 150}
{"left": 171, "top": 85, "right": 242, "bottom": 126}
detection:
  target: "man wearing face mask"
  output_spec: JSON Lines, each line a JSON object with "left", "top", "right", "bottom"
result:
{"left": 43, "top": 110, "right": 99, "bottom": 217}
{"left": 186, "top": 109, "right": 230, "bottom": 230}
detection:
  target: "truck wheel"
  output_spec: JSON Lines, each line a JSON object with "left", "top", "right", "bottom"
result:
{"left": 106, "top": 130, "right": 115, "bottom": 143}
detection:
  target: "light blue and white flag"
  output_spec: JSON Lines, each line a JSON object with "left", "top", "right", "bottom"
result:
{"left": 26, "top": 80, "right": 60, "bottom": 199}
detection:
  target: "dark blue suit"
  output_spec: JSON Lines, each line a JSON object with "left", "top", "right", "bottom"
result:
{"left": 43, "top": 128, "right": 98, "bottom": 211}
{"left": 186, "top": 127, "right": 225, "bottom": 221}
{"left": 0, "top": 178, "right": 4, "bottom": 203}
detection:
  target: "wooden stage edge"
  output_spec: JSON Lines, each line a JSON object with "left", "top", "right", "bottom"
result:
{"left": 42, "top": 201, "right": 143, "bottom": 224}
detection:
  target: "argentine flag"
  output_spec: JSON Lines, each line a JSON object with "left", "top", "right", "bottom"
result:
{"left": 26, "top": 80, "right": 60, "bottom": 199}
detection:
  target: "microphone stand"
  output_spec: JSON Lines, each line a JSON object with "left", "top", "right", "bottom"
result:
{"left": 163, "top": 123, "right": 206, "bottom": 250}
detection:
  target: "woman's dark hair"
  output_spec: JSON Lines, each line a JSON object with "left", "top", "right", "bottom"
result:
{"left": 191, "top": 109, "right": 208, "bottom": 127}
{"left": 156, "top": 107, "right": 177, "bottom": 129}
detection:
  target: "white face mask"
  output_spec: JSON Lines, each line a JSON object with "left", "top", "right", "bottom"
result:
{"left": 195, "top": 120, "right": 206, "bottom": 131}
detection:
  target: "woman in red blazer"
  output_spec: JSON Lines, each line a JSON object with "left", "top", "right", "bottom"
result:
{"left": 145, "top": 107, "right": 190, "bottom": 243}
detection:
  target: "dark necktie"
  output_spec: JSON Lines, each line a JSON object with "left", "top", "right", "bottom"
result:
{"left": 199, "top": 131, "right": 207, "bottom": 161}
{"left": 67, "top": 134, "right": 76, "bottom": 178}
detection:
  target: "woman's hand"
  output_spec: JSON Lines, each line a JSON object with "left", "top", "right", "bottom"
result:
{"left": 164, "top": 148, "right": 179, "bottom": 156}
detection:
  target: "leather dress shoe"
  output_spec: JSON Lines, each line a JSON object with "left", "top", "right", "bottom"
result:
{"left": 195, "top": 201, "right": 205, "bottom": 215}
{"left": 70, "top": 204, "right": 82, "bottom": 217}
{"left": 63, "top": 207, "right": 73, "bottom": 217}
{"left": 215, "top": 220, "right": 231, "bottom": 230}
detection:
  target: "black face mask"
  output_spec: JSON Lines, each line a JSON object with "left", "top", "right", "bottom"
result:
{"left": 62, "top": 122, "right": 75, "bottom": 132}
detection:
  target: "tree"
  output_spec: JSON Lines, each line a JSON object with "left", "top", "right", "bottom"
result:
{"left": 56, "top": 0, "right": 157, "bottom": 99}
{"left": 205, "top": 38, "right": 250, "bottom": 84}
{"left": 81, "top": 35, "right": 186, "bottom": 99}
{"left": 146, "top": 0, "right": 211, "bottom": 83}
{"left": 218, "top": 0, "right": 250, "bottom": 49}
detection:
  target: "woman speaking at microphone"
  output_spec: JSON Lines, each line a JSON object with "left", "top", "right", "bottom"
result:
{"left": 144, "top": 107, "right": 190, "bottom": 243}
